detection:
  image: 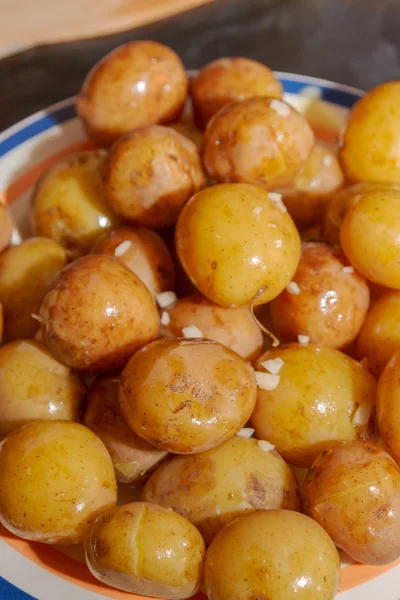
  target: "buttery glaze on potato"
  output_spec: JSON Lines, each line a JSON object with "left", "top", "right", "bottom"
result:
{"left": 204, "top": 510, "right": 340, "bottom": 600}
{"left": 0, "top": 237, "right": 68, "bottom": 341}
{"left": 251, "top": 344, "right": 377, "bottom": 467}
{"left": 203, "top": 96, "right": 314, "bottom": 190}
{"left": 175, "top": 183, "right": 301, "bottom": 306}
{"left": 85, "top": 502, "right": 205, "bottom": 599}
{"left": 303, "top": 441, "right": 400, "bottom": 565}
{"left": 120, "top": 338, "right": 257, "bottom": 454}
{"left": 0, "top": 203, "right": 13, "bottom": 253}
{"left": 40, "top": 255, "right": 159, "bottom": 371}
{"left": 376, "top": 352, "right": 400, "bottom": 464}
{"left": 270, "top": 242, "right": 370, "bottom": 349}
{"left": 143, "top": 435, "right": 301, "bottom": 544}
{"left": 84, "top": 376, "right": 168, "bottom": 484}
{"left": 76, "top": 41, "right": 188, "bottom": 146}
{"left": 0, "top": 421, "right": 117, "bottom": 544}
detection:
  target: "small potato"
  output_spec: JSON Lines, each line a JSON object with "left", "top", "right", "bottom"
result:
{"left": 92, "top": 226, "right": 176, "bottom": 297}
{"left": 203, "top": 96, "right": 314, "bottom": 189}
{"left": 120, "top": 338, "right": 257, "bottom": 454}
{"left": 0, "top": 420, "right": 117, "bottom": 544}
{"left": 175, "top": 183, "right": 301, "bottom": 307}
{"left": 0, "top": 340, "right": 84, "bottom": 438}
{"left": 190, "top": 57, "right": 282, "bottom": 128}
{"left": 40, "top": 255, "right": 159, "bottom": 371}
{"left": 0, "top": 203, "right": 13, "bottom": 252}
{"left": 376, "top": 352, "right": 400, "bottom": 463}
{"left": 104, "top": 125, "right": 206, "bottom": 228}
{"left": 30, "top": 151, "right": 120, "bottom": 257}
{"left": 168, "top": 121, "right": 204, "bottom": 150}
{"left": 204, "top": 510, "right": 340, "bottom": 600}
{"left": 160, "top": 294, "right": 263, "bottom": 361}
{"left": 251, "top": 344, "right": 377, "bottom": 467}
{"left": 143, "top": 436, "right": 301, "bottom": 544}
{"left": 303, "top": 441, "right": 400, "bottom": 565}
{"left": 0, "top": 237, "right": 68, "bottom": 341}
{"left": 84, "top": 376, "right": 168, "bottom": 484}
{"left": 270, "top": 242, "right": 370, "bottom": 349}
{"left": 85, "top": 502, "right": 204, "bottom": 599}
{"left": 76, "top": 41, "right": 188, "bottom": 146}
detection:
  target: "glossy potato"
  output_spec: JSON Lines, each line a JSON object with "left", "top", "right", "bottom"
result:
{"left": 303, "top": 441, "right": 400, "bottom": 565}
{"left": 175, "top": 183, "right": 301, "bottom": 306}
{"left": 40, "top": 255, "right": 159, "bottom": 371}
{"left": 0, "top": 203, "right": 13, "bottom": 253}
{"left": 92, "top": 226, "right": 176, "bottom": 297}
{"left": 85, "top": 502, "right": 204, "bottom": 599}
{"left": 0, "top": 421, "right": 117, "bottom": 544}
{"left": 270, "top": 242, "right": 370, "bottom": 349}
{"left": 76, "top": 41, "right": 188, "bottom": 146}
{"left": 376, "top": 352, "right": 400, "bottom": 463}
{"left": 0, "top": 340, "right": 84, "bottom": 438}
{"left": 203, "top": 96, "right": 314, "bottom": 189}
{"left": 251, "top": 344, "right": 377, "bottom": 467}
{"left": 190, "top": 57, "right": 282, "bottom": 128}
{"left": 0, "top": 237, "right": 68, "bottom": 341}
{"left": 84, "top": 376, "right": 168, "bottom": 484}
{"left": 204, "top": 510, "right": 340, "bottom": 600}
{"left": 120, "top": 338, "right": 257, "bottom": 453}
{"left": 143, "top": 436, "right": 301, "bottom": 544}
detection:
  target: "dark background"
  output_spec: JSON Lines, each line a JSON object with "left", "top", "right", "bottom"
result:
{"left": 2, "top": 0, "right": 400, "bottom": 130}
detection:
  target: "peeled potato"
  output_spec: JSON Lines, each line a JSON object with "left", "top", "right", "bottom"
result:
{"left": 376, "top": 352, "right": 400, "bottom": 464}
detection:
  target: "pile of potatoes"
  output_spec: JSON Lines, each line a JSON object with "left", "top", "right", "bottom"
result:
{"left": 3, "top": 40, "right": 400, "bottom": 600}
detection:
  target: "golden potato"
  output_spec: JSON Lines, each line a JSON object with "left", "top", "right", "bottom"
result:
{"left": 92, "top": 226, "right": 176, "bottom": 297}
{"left": 85, "top": 502, "right": 204, "bottom": 598}
{"left": 120, "top": 338, "right": 257, "bottom": 453}
{"left": 303, "top": 441, "right": 400, "bottom": 565}
{"left": 203, "top": 96, "right": 314, "bottom": 189}
{"left": 340, "top": 81, "right": 400, "bottom": 184}
{"left": 270, "top": 242, "right": 370, "bottom": 349}
{"left": 30, "top": 151, "right": 120, "bottom": 257}
{"left": 0, "top": 203, "right": 13, "bottom": 253}
{"left": 0, "top": 237, "right": 68, "bottom": 341}
{"left": 251, "top": 344, "right": 377, "bottom": 467}
{"left": 0, "top": 420, "right": 117, "bottom": 544}
{"left": 143, "top": 436, "right": 301, "bottom": 544}
{"left": 84, "top": 376, "right": 168, "bottom": 484}
{"left": 175, "top": 183, "right": 301, "bottom": 306}
{"left": 204, "top": 510, "right": 340, "bottom": 600}
{"left": 40, "top": 254, "right": 159, "bottom": 371}
{"left": 168, "top": 121, "right": 204, "bottom": 150}
{"left": 376, "top": 352, "right": 400, "bottom": 463}
{"left": 190, "top": 57, "right": 282, "bottom": 128}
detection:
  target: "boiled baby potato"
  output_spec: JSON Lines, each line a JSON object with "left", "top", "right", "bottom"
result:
{"left": 160, "top": 293, "right": 263, "bottom": 361}
{"left": 0, "top": 340, "right": 84, "bottom": 438}
{"left": 0, "top": 203, "right": 13, "bottom": 253}
{"left": 120, "top": 338, "right": 257, "bottom": 454}
{"left": 143, "top": 435, "right": 301, "bottom": 545}
{"left": 251, "top": 343, "right": 377, "bottom": 467}
{"left": 84, "top": 376, "right": 168, "bottom": 484}
{"left": 0, "top": 420, "right": 117, "bottom": 544}
{"left": 204, "top": 510, "right": 340, "bottom": 600}
{"left": 76, "top": 41, "right": 188, "bottom": 146}
{"left": 376, "top": 352, "right": 400, "bottom": 463}
{"left": 190, "top": 57, "right": 282, "bottom": 128}
{"left": 92, "top": 226, "right": 176, "bottom": 297}
{"left": 175, "top": 183, "right": 301, "bottom": 306}
{"left": 168, "top": 121, "right": 204, "bottom": 150}
{"left": 40, "top": 255, "right": 159, "bottom": 371}
{"left": 340, "top": 81, "right": 400, "bottom": 184}
{"left": 85, "top": 502, "right": 204, "bottom": 599}
{"left": 203, "top": 96, "right": 314, "bottom": 189}
{"left": 303, "top": 440, "right": 400, "bottom": 565}
{"left": 0, "top": 237, "right": 68, "bottom": 341}
{"left": 30, "top": 151, "right": 120, "bottom": 257}
{"left": 270, "top": 241, "right": 370, "bottom": 349}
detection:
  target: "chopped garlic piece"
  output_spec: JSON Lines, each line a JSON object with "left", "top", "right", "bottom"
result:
{"left": 182, "top": 325, "right": 203, "bottom": 338}
{"left": 252, "top": 206, "right": 263, "bottom": 215}
{"left": 298, "top": 334, "right": 309, "bottom": 345}
{"left": 216, "top": 506, "right": 221, "bottom": 515}
{"left": 255, "top": 372, "right": 280, "bottom": 391}
{"left": 268, "top": 192, "right": 287, "bottom": 213}
{"left": 323, "top": 153, "right": 334, "bottom": 167}
{"left": 31, "top": 313, "right": 42, "bottom": 323}
{"left": 353, "top": 403, "right": 373, "bottom": 427}
{"left": 258, "top": 439, "right": 275, "bottom": 452}
{"left": 342, "top": 266, "right": 354, "bottom": 274}
{"left": 114, "top": 240, "right": 132, "bottom": 256}
{"left": 236, "top": 427, "right": 255, "bottom": 439}
{"left": 286, "top": 281, "right": 300, "bottom": 295}
{"left": 160, "top": 311, "right": 170, "bottom": 326}
{"left": 261, "top": 358, "right": 284, "bottom": 375}
{"left": 115, "top": 461, "right": 139, "bottom": 479}
{"left": 270, "top": 99, "right": 291, "bottom": 117}
{"left": 156, "top": 291, "right": 177, "bottom": 308}
{"left": 299, "top": 85, "right": 322, "bottom": 99}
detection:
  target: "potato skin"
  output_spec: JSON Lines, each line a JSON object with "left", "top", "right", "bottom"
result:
{"left": 303, "top": 441, "right": 400, "bottom": 565}
{"left": 120, "top": 338, "right": 257, "bottom": 454}
{"left": 203, "top": 96, "right": 314, "bottom": 189}
{"left": 76, "top": 41, "right": 188, "bottom": 146}
{"left": 85, "top": 502, "right": 205, "bottom": 599}
{"left": 142, "top": 436, "right": 301, "bottom": 545}
{"left": 0, "top": 420, "right": 117, "bottom": 544}
{"left": 0, "top": 203, "right": 13, "bottom": 253}
{"left": 204, "top": 510, "right": 340, "bottom": 600}
{"left": 39, "top": 254, "right": 159, "bottom": 371}
{"left": 376, "top": 352, "right": 400, "bottom": 464}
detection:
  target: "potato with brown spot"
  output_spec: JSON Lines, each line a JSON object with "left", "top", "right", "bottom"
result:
{"left": 119, "top": 338, "right": 257, "bottom": 453}
{"left": 0, "top": 203, "right": 13, "bottom": 253}
{"left": 376, "top": 352, "right": 400, "bottom": 464}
